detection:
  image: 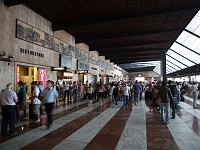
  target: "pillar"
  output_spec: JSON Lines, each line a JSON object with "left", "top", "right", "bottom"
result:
{"left": 161, "top": 50, "right": 166, "bottom": 81}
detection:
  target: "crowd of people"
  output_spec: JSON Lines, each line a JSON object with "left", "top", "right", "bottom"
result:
{"left": 145, "top": 80, "right": 199, "bottom": 124}
{"left": 0, "top": 79, "right": 199, "bottom": 136}
{"left": 0, "top": 80, "right": 59, "bottom": 135}
{"left": 60, "top": 80, "right": 145, "bottom": 108}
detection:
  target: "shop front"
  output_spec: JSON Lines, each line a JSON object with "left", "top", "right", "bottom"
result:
{"left": 16, "top": 65, "right": 47, "bottom": 97}
{"left": 53, "top": 54, "right": 73, "bottom": 84}
{"left": 77, "top": 60, "right": 89, "bottom": 83}
{"left": 52, "top": 67, "right": 73, "bottom": 84}
{"left": 77, "top": 71, "right": 88, "bottom": 83}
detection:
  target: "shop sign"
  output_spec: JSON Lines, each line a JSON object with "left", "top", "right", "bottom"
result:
{"left": 91, "top": 67, "right": 97, "bottom": 70}
{"left": 20, "top": 48, "right": 44, "bottom": 58}
{"left": 51, "top": 67, "right": 67, "bottom": 71}
{"left": 76, "top": 70, "right": 88, "bottom": 74}
{"left": 38, "top": 68, "right": 46, "bottom": 88}
{"left": 63, "top": 72, "right": 73, "bottom": 77}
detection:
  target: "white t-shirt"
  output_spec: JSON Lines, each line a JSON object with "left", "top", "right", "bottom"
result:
{"left": 33, "top": 86, "right": 41, "bottom": 104}
{"left": 109, "top": 86, "right": 115, "bottom": 95}
{"left": 122, "top": 86, "right": 130, "bottom": 96}
{"left": 65, "top": 83, "right": 70, "bottom": 90}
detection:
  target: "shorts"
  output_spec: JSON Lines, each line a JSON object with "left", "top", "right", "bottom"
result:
{"left": 87, "top": 93, "right": 92, "bottom": 100}
{"left": 78, "top": 92, "right": 84, "bottom": 98}
{"left": 98, "top": 92, "right": 104, "bottom": 98}
{"left": 33, "top": 104, "right": 40, "bottom": 114}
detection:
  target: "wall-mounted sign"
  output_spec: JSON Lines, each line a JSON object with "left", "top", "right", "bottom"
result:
{"left": 91, "top": 67, "right": 97, "bottom": 70}
{"left": 51, "top": 67, "right": 67, "bottom": 71}
{"left": 38, "top": 68, "right": 46, "bottom": 88}
{"left": 75, "top": 70, "right": 88, "bottom": 74}
{"left": 20, "top": 48, "right": 44, "bottom": 58}
{"left": 63, "top": 72, "right": 73, "bottom": 77}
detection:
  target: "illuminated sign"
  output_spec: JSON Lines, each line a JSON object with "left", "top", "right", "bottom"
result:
{"left": 38, "top": 68, "right": 46, "bottom": 88}
{"left": 51, "top": 67, "right": 67, "bottom": 71}
{"left": 16, "top": 66, "right": 20, "bottom": 84}
{"left": 63, "top": 72, "right": 73, "bottom": 77}
{"left": 75, "top": 70, "right": 88, "bottom": 74}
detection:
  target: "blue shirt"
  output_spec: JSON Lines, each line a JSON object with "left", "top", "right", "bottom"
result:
{"left": 133, "top": 83, "right": 142, "bottom": 95}
{"left": 41, "top": 87, "right": 58, "bottom": 103}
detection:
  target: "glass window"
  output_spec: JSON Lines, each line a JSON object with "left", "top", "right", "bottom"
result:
{"left": 166, "top": 55, "right": 187, "bottom": 69}
{"left": 166, "top": 67, "right": 175, "bottom": 74}
{"left": 166, "top": 60, "right": 181, "bottom": 70}
{"left": 186, "top": 10, "right": 200, "bottom": 36}
{"left": 166, "top": 51, "right": 195, "bottom": 67}
{"left": 176, "top": 31, "right": 200, "bottom": 54}
{"left": 169, "top": 44, "right": 200, "bottom": 64}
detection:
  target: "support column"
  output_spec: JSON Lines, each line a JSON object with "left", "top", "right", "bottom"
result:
{"left": 161, "top": 50, "right": 166, "bottom": 81}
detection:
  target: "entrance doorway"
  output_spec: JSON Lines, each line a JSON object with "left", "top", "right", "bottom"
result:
{"left": 78, "top": 73, "right": 88, "bottom": 83}
{"left": 16, "top": 65, "right": 46, "bottom": 97}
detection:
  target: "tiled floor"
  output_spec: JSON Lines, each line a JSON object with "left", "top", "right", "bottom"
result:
{"left": 0, "top": 96, "right": 200, "bottom": 150}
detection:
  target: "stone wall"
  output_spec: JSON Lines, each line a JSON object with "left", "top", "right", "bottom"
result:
{"left": 0, "top": 0, "right": 124, "bottom": 91}
{"left": 0, "top": 1, "right": 74, "bottom": 91}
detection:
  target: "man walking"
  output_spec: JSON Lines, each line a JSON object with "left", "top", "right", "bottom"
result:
{"left": 133, "top": 80, "right": 142, "bottom": 105}
{"left": 63, "top": 82, "right": 70, "bottom": 103}
{"left": 0, "top": 83, "right": 18, "bottom": 135}
{"left": 41, "top": 80, "right": 59, "bottom": 129}
{"left": 122, "top": 82, "right": 130, "bottom": 108}
{"left": 158, "top": 81, "right": 173, "bottom": 124}
{"left": 191, "top": 82, "right": 198, "bottom": 109}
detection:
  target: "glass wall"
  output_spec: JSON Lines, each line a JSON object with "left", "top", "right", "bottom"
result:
{"left": 166, "top": 10, "right": 200, "bottom": 74}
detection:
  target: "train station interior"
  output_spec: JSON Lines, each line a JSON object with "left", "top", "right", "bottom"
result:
{"left": 0, "top": 0, "right": 200, "bottom": 149}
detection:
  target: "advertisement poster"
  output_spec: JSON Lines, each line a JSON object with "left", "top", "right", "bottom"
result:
{"left": 38, "top": 68, "right": 46, "bottom": 88}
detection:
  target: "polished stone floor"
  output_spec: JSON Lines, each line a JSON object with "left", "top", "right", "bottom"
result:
{"left": 0, "top": 95, "right": 200, "bottom": 150}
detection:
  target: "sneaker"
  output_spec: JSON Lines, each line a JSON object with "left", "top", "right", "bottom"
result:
{"left": 171, "top": 117, "right": 175, "bottom": 119}
{"left": 166, "top": 122, "right": 171, "bottom": 124}
{"left": 193, "top": 107, "right": 198, "bottom": 109}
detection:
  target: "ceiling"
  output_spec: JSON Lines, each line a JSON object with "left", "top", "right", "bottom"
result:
{"left": 4, "top": 0, "right": 200, "bottom": 69}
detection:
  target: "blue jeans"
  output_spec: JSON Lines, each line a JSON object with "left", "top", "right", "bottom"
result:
{"left": 73, "top": 91, "right": 77, "bottom": 102}
{"left": 123, "top": 95, "right": 129, "bottom": 107}
{"left": 140, "top": 92, "right": 142, "bottom": 100}
{"left": 114, "top": 95, "right": 119, "bottom": 106}
{"left": 161, "top": 103, "right": 170, "bottom": 123}
{"left": 69, "top": 91, "right": 73, "bottom": 102}
{"left": 134, "top": 94, "right": 140, "bottom": 103}
{"left": 170, "top": 97, "right": 176, "bottom": 118}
